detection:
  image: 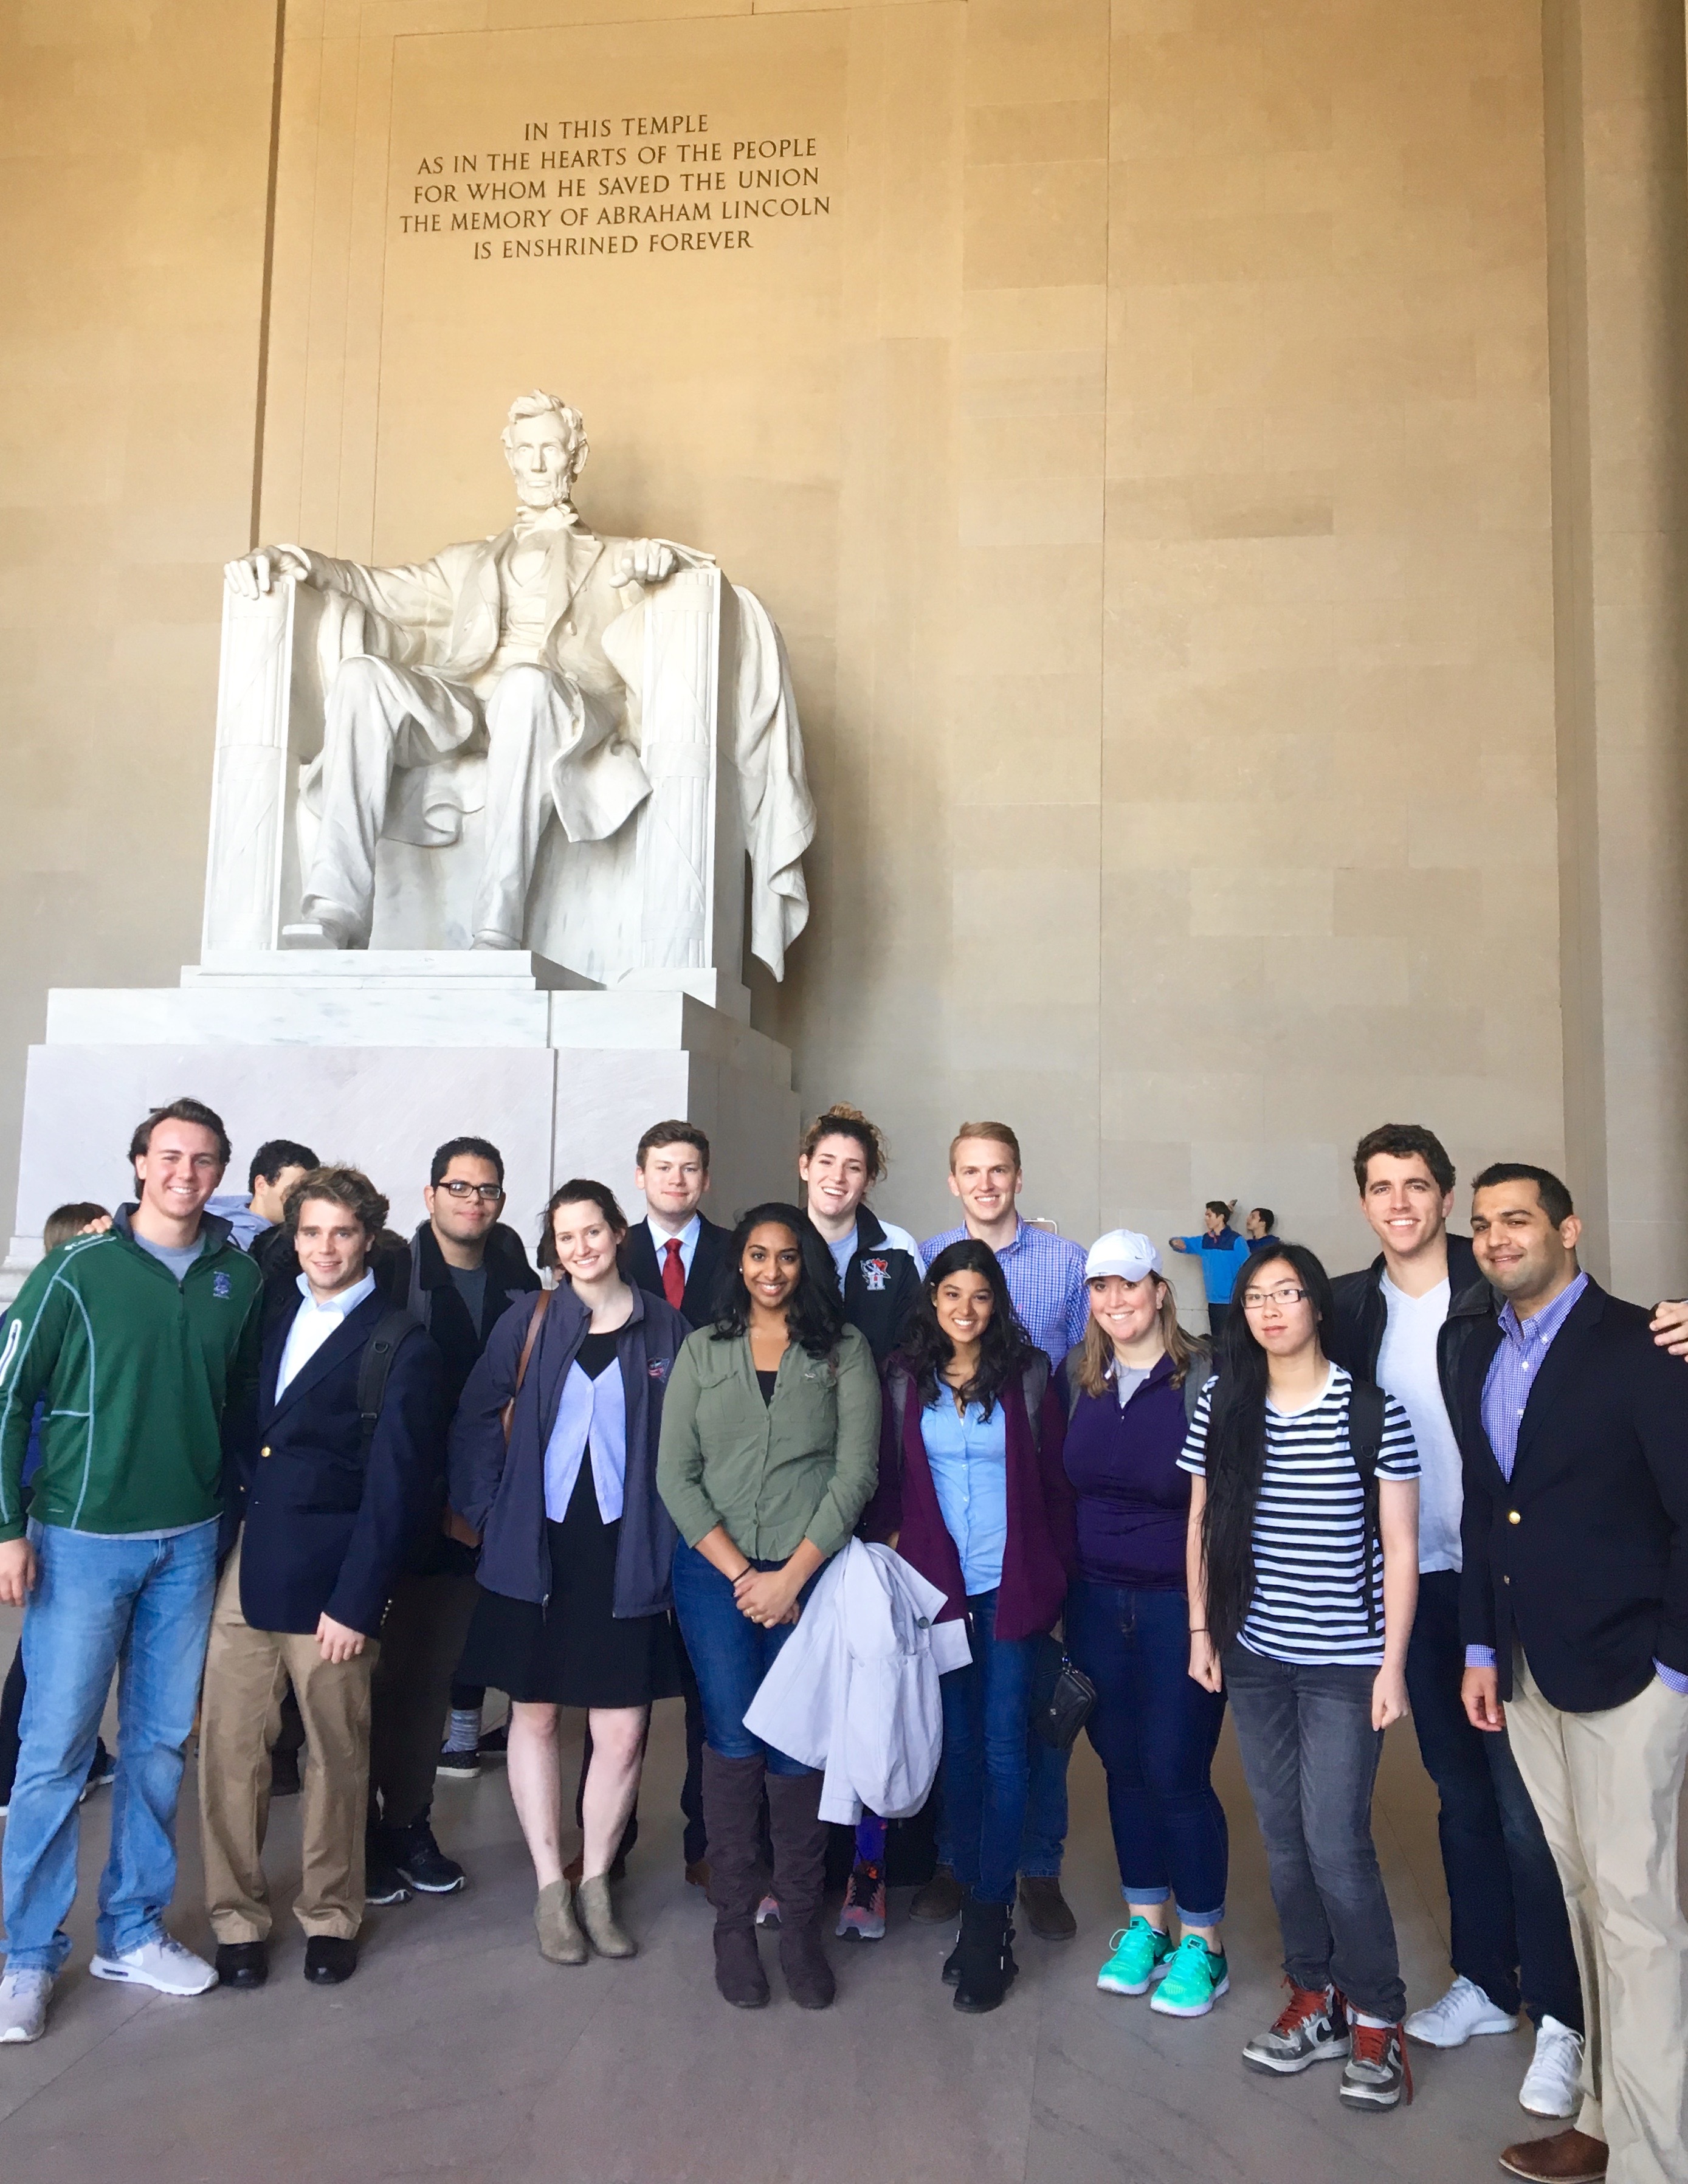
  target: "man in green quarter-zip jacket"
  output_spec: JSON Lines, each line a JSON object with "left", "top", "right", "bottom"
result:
{"left": 0, "top": 1097, "right": 264, "bottom": 2048}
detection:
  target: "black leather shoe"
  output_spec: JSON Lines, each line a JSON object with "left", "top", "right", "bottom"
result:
{"left": 215, "top": 1941, "right": 269, "bottom": 1989}
{"left": 303, "top": 1936, "right": 358, "bottom": 1985}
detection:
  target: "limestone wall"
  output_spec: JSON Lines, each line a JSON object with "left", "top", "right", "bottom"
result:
{"left": 3, "top": 0, "right": 1684, "bottom": 1303}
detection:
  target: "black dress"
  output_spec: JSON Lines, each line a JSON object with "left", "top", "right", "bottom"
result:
{"left": 458, "top": 1331, "right": 684, "bottom": 1708}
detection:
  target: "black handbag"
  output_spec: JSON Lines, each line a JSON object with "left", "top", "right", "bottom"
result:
{"left": 1030, "top": 1634, "right": 1096, "bottom": 1751}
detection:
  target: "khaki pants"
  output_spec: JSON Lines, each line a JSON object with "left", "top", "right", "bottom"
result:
{"left": 1507, "top": 1653, "right": 1688, "bottom": 2184}
{"left": 199, "top": 1540, "right": 377, "bottom": 1943}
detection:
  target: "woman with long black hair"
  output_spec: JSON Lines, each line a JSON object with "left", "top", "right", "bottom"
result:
{"left": 1180, "top": 1241, "right": 1421, "bottom": 2113}
{"left": 656, "top": 1204, "right": 880, "bottom": 2011}
{"left": 867, "top": 1239, "right": 1075, "bottom": 2014}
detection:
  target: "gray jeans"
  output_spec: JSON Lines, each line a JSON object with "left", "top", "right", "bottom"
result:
{"left": 1225, "top": 1646, "right": 1405, "bottom": 2023}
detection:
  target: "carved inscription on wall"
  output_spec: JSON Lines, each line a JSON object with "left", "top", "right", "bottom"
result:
{"left": 399, "top": 111, "right": 830, "bottom": 261}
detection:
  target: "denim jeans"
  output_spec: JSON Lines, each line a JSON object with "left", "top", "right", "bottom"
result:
{"left": 939, "top": 1590, "right": 1042, "bottom": 1906}
{"left": 1, "top": 1521, "right": 219, "bottom": 1972}
{"left": 1406, "top": 1569, "right": 1582, "bottom": 2028}
{"left": 669, "top": 1541, "right": 815, "bottom": 1779}
{"left": 1066, "top": 1578, "right": 1228, "bottom": 1923}
{"left": 1224, "top": 1644, "right": 1405, "bottom": 2022}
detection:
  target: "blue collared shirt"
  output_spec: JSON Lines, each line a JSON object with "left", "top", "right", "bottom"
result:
{"left": 921, "top": 1391, "right": 1009, "bottom": 1596}
{"left": 277, "top": 1270, "right": 377, "bottom": 1397}
{"left": 1467, "top": 1271, "right": 1687, "bottom": 1693}
{"left": 646, "top": 1212, "right": 701, "bottom": 1288}
{"left": 918, "top": 1218, "right": 1088, "bottom": 1366}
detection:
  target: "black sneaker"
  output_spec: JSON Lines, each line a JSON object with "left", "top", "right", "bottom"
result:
{"left": 364, "top": 1836, "right": 413, "bottom": 1907}
{"left": 435, "top": 1743, "right": 481, "bottom": 1780}
{"left": 477, "top": 1722, "right": 509, "bottom": 1762}
{"left": 390, "top": 1817, "right": 466, "bottom": 1895}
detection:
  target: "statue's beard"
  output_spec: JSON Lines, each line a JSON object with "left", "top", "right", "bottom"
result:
{"left": 514, "top": 474, "right": 574, "bottom": 511}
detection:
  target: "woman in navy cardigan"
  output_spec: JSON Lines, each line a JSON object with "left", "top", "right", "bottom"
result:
{"left": 866, "top": 1239, "right": 1075, "bottom": 2013}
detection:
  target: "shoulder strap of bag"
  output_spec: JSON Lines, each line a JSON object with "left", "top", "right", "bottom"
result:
{"left": 356, "top": 1308, "right": 421, "bottom": 1459}
{"left": 500, "top": 1289, "right": 553, "bottom": 1447}
{"left": 1182, "top": 1348, "right": 1213, "bottom": 1427}
{"left": 1346, "top": 1377, "right": 1388, "bottom": 1635}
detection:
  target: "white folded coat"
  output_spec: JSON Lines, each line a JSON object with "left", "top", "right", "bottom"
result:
{"left": 743, "top": 1540, "right": 973, "bottom": 1825}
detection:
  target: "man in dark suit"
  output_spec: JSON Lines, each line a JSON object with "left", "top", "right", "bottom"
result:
{"left": 1455, "top": 1164, "right": 1688, "bottom": 2184}
{"left": 367, "top": 1135, "right": 542, "bottom": 1898}
{"left": 199, "top": 1166, "right": 444, "bottom": 1991}
{"left": 623, "top": 1120, "right": 731, "bottom": 1323}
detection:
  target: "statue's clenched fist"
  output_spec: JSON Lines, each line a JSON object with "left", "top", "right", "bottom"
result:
{"left": 608, "top": 539, "right": 677, "bottom": 588}
{"left": 224, "top": 544, "right": 314, "bottom": 599}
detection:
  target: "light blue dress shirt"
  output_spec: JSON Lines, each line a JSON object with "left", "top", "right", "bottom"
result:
{"left": 921, "top": 1391, "right": 1009, "bottom": 1596}
{"left": 542, "top": 1352, "right": 629, "bottom": 1524}
{"left": 276, "top": 1269, "right": 377, "bottom": 1396}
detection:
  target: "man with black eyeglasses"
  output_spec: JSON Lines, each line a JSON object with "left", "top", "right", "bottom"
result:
{"left": 362, "top": 1135, "right": 540, "bottom": 1907}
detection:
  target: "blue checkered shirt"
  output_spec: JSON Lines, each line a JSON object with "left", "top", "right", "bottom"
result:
{"left": 1467, "top": 1270, "right": 1687, "bottom": 1693}
{"left": 918, "top": 1219, "right": 1089, "bottom": 1367}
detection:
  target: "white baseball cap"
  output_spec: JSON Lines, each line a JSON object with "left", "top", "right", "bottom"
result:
{"left": 1084, "top": 1229, "right": 1162, "bottom": 1284}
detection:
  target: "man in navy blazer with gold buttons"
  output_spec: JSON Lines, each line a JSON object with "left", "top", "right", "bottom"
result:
{"left": 198, "top": 1166, "right": 445, "bottom": 1992}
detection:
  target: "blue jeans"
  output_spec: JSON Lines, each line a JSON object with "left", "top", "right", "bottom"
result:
{"left": 1225, "top": 1644, "right": 1404, "bottom": 2023}
{"left": 939, "top": 1590, "right": 1041, "bottom": 1906}
{"left": 669, "top": 1541, "right": 815, "bottom": 1779}
{"left": 1406, "top": 1569, "right": 1582, "bottom": 2028}
{"left": 2, "top": 1521, "right": 219, "bottom": 1972}
{"left": 1066, "top": 1577, "right": 1228, "bottom": 1923}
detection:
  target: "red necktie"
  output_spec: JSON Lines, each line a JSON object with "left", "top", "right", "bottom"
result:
{"left": 662, "top": 1237, "right": 686, "bottom": 1310}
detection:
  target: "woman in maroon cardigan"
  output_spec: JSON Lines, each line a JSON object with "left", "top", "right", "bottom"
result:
{"left": 866, "top": 1239, "right": 1075, "bottom": 2013}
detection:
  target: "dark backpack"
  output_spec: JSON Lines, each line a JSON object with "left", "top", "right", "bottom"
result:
{"left": 353, "top": 1308, "right": 421, "bottom": 1458}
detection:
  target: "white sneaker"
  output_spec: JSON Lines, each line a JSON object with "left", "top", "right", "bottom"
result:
{"left": 1405, "top": 1974, "right": 1520, "bottom": 2047}
{"left": 89, "top": 1935, "right": 216, "bottom": 1997}
{"left": 1518, "top": 2014, "right": 1583, "bottom": 2117}
{"left": 0, "top": 1968, "right": 53, "bottom": 2043}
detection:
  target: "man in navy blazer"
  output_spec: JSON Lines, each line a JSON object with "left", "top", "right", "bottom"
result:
{"left": 1454, "top": 1165, "right": 1688, "bottom": 2184}
{"left": 198, "top": 1166, "right": 445, "bottom": 1993}
{"left": 623, "top": 1120, "right": 731, "bottom": 1325}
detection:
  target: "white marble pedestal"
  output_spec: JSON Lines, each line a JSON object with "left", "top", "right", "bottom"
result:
{"left": 4, "top": 952, "right": 798, "bottom": 1285}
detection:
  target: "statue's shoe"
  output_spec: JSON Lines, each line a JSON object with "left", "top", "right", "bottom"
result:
{"left": 471, "top": 929, "right": 522, "bottom": 951}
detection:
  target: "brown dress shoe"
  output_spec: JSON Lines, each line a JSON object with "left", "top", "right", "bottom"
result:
{"left": 1498, "top": 2129, "right": 1608, "bottom": 2183}
{"left": 1018, "top": 1874, "right": 1077, "bottom": 1940}
{"left": 909, "top": 1865, "right": 964, "bottom": 1923}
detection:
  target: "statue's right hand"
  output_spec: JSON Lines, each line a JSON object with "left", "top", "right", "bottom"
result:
{"left": 224, "top": 543, "right": 313, "bottom": 598}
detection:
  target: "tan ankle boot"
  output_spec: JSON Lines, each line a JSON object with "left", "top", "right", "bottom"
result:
{"left": 574, "top": 1873, "right": 635, "bottom": 1958}
{"left": 534, "top": 1879, "right": 587, "bottom": 1964}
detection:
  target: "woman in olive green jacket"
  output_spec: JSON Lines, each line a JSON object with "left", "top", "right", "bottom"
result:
{"left": 657, "top": 1201, "right": 879, "bottom": 2014}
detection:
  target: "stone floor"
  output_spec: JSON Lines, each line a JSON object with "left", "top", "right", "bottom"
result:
{"left": 0, "top": 1597, "right": 1674, "bottom": 2184}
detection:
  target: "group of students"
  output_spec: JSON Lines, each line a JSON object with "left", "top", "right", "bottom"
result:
{"left": 1, "top": 1103, "right": 1685, "bottom": 2184}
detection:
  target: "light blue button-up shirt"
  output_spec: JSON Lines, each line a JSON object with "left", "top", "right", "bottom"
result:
{"left": 543, "top": 1353, "right": 628, "bottom": 1524}
{"left": 921, "top": 1392, "right": 1009, "bottom": 1597}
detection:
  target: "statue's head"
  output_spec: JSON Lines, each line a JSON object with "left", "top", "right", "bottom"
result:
{"left": 501, "top": 391, "right": 588, "bottom": 511}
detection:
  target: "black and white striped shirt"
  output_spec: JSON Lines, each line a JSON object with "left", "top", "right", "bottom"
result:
{"left": 1178, "top": 1365, "right": 1418, "bottom": 1667}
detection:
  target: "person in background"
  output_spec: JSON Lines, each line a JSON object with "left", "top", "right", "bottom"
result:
{"left": 1169, "top": 1200, "right": 1252, "bottom": 1340}
{"left": 0, "top": 1099, "right": 264, "bottom": 2047}
{"left": 657, "top": 1205, "right": 879, "bottom": 2012}
{"left": 1326, "top": 1123, "right": 1585, "bottom": 2124}
{"left": 1458, "top": 1165, "right": 1688, "bottom": 2184}
{"left": 215, "top": 1139, "right": 322, "bottom": 1276}
{"left": 624, "top": 1121, "right": 731, "bottom": 1325}
{"left": 797, "top": 1103, "right": 923, "bottom": 1942}
{"left": 1244, "top": 1208, "right": 1276, "bottom": 1250}
{"left": 867, "top": 1241, "right": 1074, "bottom": 2013}
{"left": 1061, "top": 1233, "right": 1228, "bottom": 2020}
{"left": 918, "top": 1122, "right": 1086, "bottom": 1944}
{"left": 0, "top": 1204, "right": 115, "bottom": 1821}
{"left": 450, "top": 1182, "right": 687, "bottom": 1966}
{"left": 365, "top": 1135, "right": 540, "bottom": 1906}
{"left": 1183, "top": 1242, "right": 1421, "bottom": 2114}
{"left": 200, "top": 1167, "right": 445, "bottom": 1991}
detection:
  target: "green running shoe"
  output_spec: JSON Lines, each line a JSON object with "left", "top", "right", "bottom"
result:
{"left": 1150, "top": 1932, "right": 1230, "bottom": 2017}
{"left": 1097, "top": 1917, "right": 1174, "bottom": 1996}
